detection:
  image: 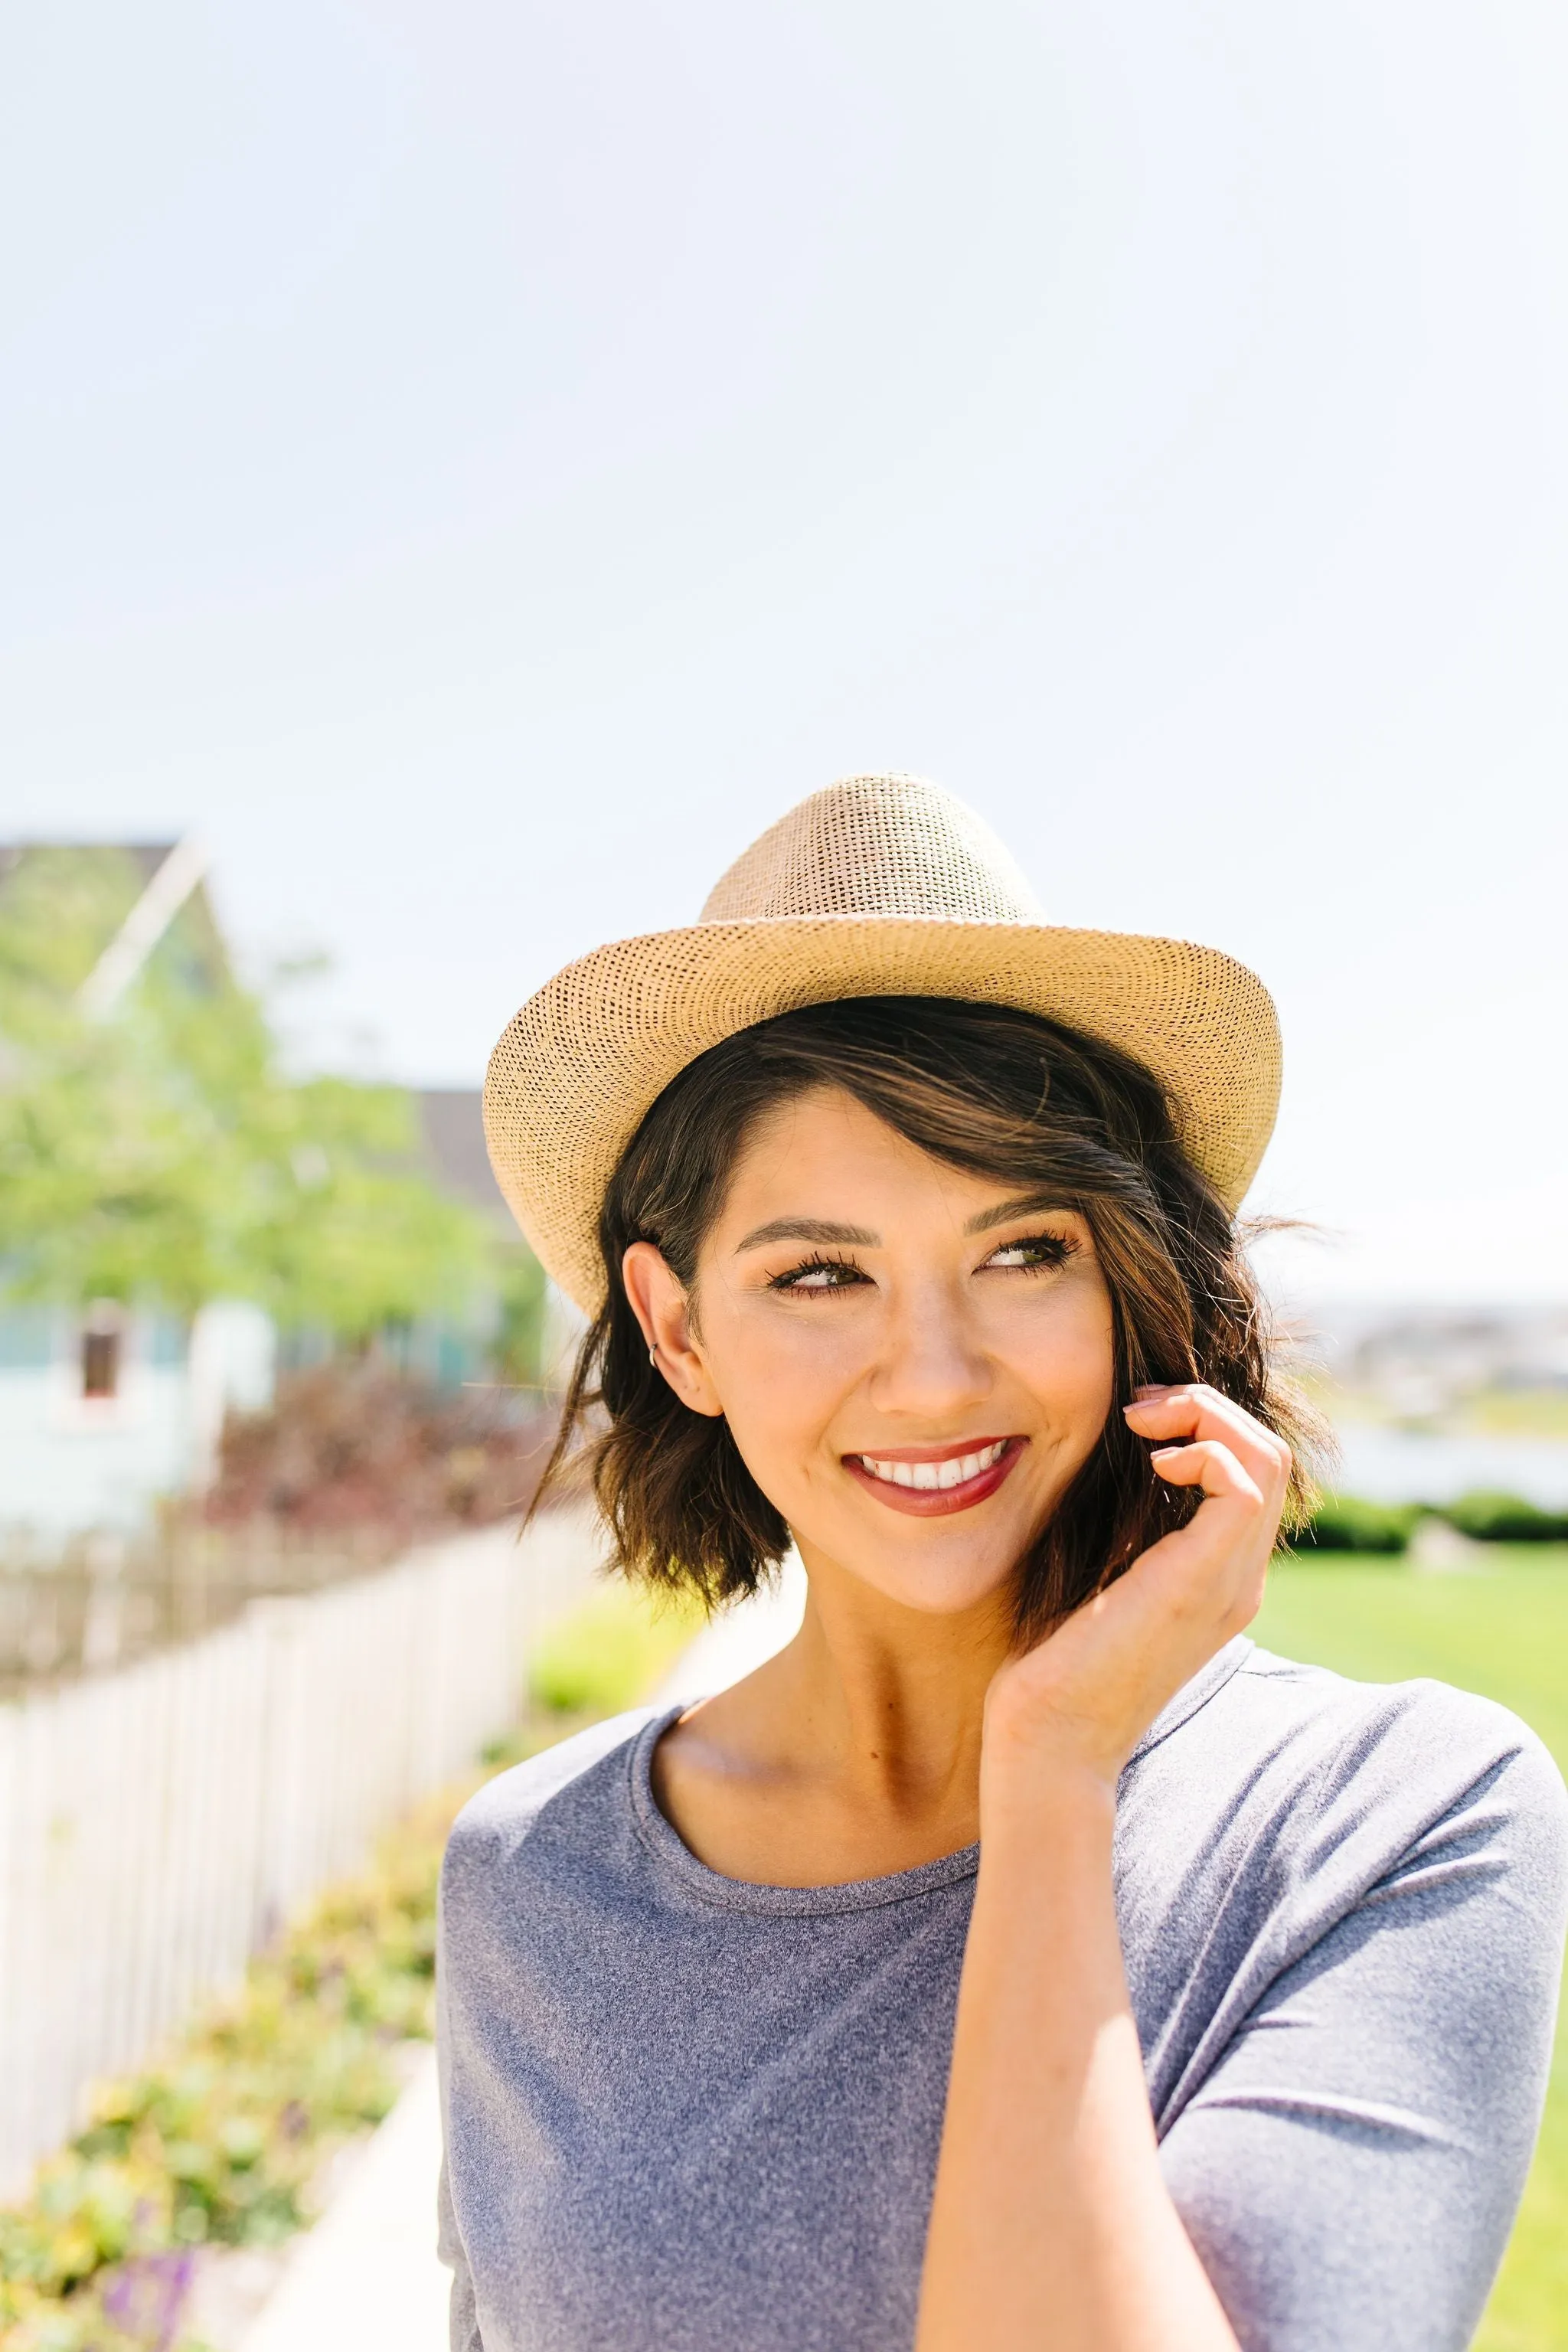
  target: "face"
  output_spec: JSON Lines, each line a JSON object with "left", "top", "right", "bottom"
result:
{"left": 622, "top": 1086, "right": 1117, "bottom": 1619}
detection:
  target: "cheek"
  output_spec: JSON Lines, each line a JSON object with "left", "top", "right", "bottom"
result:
{"left": 1004, "top": 1291, "right": 1117, "bottom": 1428}
{"left": 698, "top": 1306, "right": 861, "bottom": 1455}
{"left": 707, "top": 1377, "right": 846, "bottom": 1537}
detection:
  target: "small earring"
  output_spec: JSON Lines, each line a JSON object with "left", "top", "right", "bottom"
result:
{"left": 648, "top": 1345, "right": 659, "bottom": 1365}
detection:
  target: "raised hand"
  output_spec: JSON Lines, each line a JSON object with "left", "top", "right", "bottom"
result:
{"left": 983, "top": 1384, "right": 1292, "bottom": 1792}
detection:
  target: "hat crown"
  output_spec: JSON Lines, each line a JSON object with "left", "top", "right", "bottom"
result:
{"left": 698, "top": 773, "right": 1044, "bottom": 926}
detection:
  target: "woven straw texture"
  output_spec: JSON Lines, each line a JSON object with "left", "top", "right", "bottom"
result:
{"left": 484, "top": 776, "right": 1281, "bottom": 1312}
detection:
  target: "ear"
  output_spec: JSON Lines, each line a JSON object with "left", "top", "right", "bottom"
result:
{"left": 621, "top": 1242, "right": 725, "bottom": 1419}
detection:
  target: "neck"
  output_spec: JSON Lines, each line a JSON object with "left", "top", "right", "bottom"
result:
{"left": 743, "top": 1540, "right": 1014, "bottom": 1828}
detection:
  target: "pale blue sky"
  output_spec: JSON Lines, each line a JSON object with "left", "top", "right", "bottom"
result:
{"left": 5, "top": 2, "right": 1566, "bottom": 1302}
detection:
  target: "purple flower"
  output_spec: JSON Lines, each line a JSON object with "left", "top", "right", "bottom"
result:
{"left": 100, "top": 2249, "right": 196, "bottom": 2348}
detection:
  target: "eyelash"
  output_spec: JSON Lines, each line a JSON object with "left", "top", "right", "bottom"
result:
{"left": 767, "top": 1233, "right": 1076, "bottom": 1295}
{"left": 985, "top": 1232, "right": 1075, "bottom": 1273}
{"left": 767, "top": 1252, "right": 865, "bottom": 1294}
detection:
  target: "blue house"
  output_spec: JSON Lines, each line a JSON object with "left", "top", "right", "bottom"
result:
{"left": 0, "top": 1298, "right": 276, "bottom": 1543}
{"left": 0, "top": 842, "right": 534, "bottom": 1546}
{"left": 0, "top": 841, "right": 284, "bottom": 1545}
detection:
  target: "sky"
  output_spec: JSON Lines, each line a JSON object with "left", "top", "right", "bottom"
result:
{"left": 4, "top": 2, "right": 1566, "bottom": 1308}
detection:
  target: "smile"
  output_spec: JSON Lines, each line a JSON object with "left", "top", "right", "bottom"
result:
{"left": 843, "top": 1437, "right": 1024, "bottom": 1517}
{"left": 860, "top": 1442, "right": 1008, "bottom": 1490}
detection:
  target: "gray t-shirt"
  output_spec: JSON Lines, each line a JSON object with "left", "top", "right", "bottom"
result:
{"left": 437, "top": 1640, "right": 1568, "bottom": 2352}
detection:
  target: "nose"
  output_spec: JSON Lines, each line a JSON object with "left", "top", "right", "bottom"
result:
{"left": 864, "top": 1279, "right": 995, "bottom": 1424}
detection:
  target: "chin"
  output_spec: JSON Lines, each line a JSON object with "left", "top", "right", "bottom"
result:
{"left": 843, "top": 1527, "right": 1026, "bottom": 1619}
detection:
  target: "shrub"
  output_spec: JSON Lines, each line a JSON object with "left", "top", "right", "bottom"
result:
{"left": 207, "top": 1362, "right": 556, "bottom": 1543}
{"left": 1441, "top": 1491, "right": 1568, "bottom": 1544}
{"left": 528, "top": 1585, "right": 704, "bottom": 1719}
{"left": 0, "top": 1576, "right": 691, "bottom": 2350}
{"left": 1292, "top": 1494, "right": 1422, "bottom": 1556}
{"left": 0, "top": 1795, "right": 452, "bottom": 2350}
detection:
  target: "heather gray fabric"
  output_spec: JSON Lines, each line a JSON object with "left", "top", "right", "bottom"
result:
{"left": 437, "top": 1641, "right": 1568, "bottom": 2352}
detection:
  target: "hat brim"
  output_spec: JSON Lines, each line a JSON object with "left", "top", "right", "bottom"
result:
{"left": 483, "top": 916, "right": 1281, "bottom": 1313}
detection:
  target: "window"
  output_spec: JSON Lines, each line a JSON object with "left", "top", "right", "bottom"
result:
{"left": 81, "top": 1306, "right": 122, "bottom": 1400}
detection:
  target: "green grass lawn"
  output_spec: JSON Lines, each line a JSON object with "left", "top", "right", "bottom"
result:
{"left": 1254, "top": 1550, "right": 1568, "bottom": 2351}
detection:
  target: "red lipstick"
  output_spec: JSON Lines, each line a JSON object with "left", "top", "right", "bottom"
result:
{"left": 841, "top": 1436, "right": 1025, "bottom": 1518}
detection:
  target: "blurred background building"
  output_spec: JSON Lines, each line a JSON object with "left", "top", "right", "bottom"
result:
{"left": 0, "top": 837, "right": 547, "bottom": 1550}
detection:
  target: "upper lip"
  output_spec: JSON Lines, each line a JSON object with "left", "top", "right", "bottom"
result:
{"left": 844, "top": 1437, "right": 1016, "bottom": 1465}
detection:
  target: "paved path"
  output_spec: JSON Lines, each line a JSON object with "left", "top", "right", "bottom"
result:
{"left": 240, "top": 2053, "right": 448, "bottom": 2352}
{"left": 237, "top": 1563, "right": 806, "bottom": 2349}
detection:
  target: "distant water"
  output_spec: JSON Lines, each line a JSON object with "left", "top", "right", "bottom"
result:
{"left": 1334, "top": 1423, "right": 1568, "bottom": 1507}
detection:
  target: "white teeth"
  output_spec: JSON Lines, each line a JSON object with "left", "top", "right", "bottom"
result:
{"left": 858, "top": 1442, "right": 1007, "bottom": 1491}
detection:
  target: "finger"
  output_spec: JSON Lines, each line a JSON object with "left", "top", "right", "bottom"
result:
{"left": 1126, "top": 1387, "right": 1291, "bottom": 1489}
{"left": 1149, "top": 1438, "right": 1263, "bottom": 1508}
{"left": 1125, "top": 1439, "right": 1275, "bottom": 1642}
{"left": 1126, "top": 1383, "right": 1264, "bottom": 1441}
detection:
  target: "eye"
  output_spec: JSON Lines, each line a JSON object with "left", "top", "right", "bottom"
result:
{"left": 768, "top": 1253, "right": 869, "bottom": 1295}
{"left": 983, "top": 1230, "right": 1076, "bottom": 1274}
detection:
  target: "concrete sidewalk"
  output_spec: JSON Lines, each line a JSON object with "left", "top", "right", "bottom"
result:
{"left": 240, "top": 2051, "right": 448, "bottom": 2352}
{"left": 237, "top": 1562, "right": 805, "bottom": 2350}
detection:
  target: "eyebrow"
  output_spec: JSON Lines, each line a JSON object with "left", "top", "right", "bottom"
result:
{"left": 962, "top": 1193, "right": 1076, "bottom": 1237}
{"left": 733, "top": 1196, "right": 1074, "bottom": 1253}
{"left": 734, "top": 1217, "right": 880, "bottom": 1253}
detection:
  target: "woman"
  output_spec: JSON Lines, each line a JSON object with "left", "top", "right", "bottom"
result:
{"left": 440, "top": 775, "right": 1566, "bottom": 2352}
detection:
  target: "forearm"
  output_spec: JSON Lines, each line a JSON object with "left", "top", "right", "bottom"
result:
{"left": 916, "top": 1768, "right": 1239, "bottom": 2352}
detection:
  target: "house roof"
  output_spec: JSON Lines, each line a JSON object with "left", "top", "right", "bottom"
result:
{"left": 0, "top": 841, "right": 229, "bottom": 995}
{"left": 1, "top": 840, "right": 177, "bottom": 878}
{"left": 2, "top": 850, "right": 519, "bottom": 1243}
{"left": 416, "top": 1089, "right": 514, "bottom": 1232}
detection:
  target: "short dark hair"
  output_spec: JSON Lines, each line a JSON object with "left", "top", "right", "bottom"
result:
{"left": 541, "top": 996, "right": 1315, "bottom": 1638}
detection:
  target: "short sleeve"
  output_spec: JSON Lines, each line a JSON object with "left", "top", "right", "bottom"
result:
{"left": 1159, "top": 1739, "right": 1568, "bottom": 2352}
{"left": 436, "top": 1872, "right": 485, "bottom": 2352}
{"left": 437, "top": 2150, "right": 485, "bottom": 2352}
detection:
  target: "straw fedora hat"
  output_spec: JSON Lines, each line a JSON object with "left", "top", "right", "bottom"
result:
{"left": 484, "top": 773, "right": 1280, "bottom": 1313}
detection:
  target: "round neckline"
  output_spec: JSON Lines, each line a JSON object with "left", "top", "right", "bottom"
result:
{"left": 626, "top": 1707, "right": 982, "bottom": 1917}
{"left": 625, "top": 1635, "right": 1253, "bottom": 1919}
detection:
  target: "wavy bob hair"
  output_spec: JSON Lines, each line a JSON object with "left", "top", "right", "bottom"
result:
{"left": 541, "top": 995, "right": 1315, "bottom": 1638}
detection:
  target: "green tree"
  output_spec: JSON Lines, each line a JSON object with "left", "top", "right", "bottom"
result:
{"left": 0, "top": 848, "right": 487, "bottom": 1336}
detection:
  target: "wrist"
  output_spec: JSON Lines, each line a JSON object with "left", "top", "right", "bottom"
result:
{"left": 982, "top": 1684, "right": 1127, "bottom": 1804}
{"left": 978, "top": 1736, "right": 1120, "bottom": 1845}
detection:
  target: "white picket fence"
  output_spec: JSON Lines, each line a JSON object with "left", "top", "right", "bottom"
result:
{"left": 0, "top": 1508, "right": 599, "bottom": 2195}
